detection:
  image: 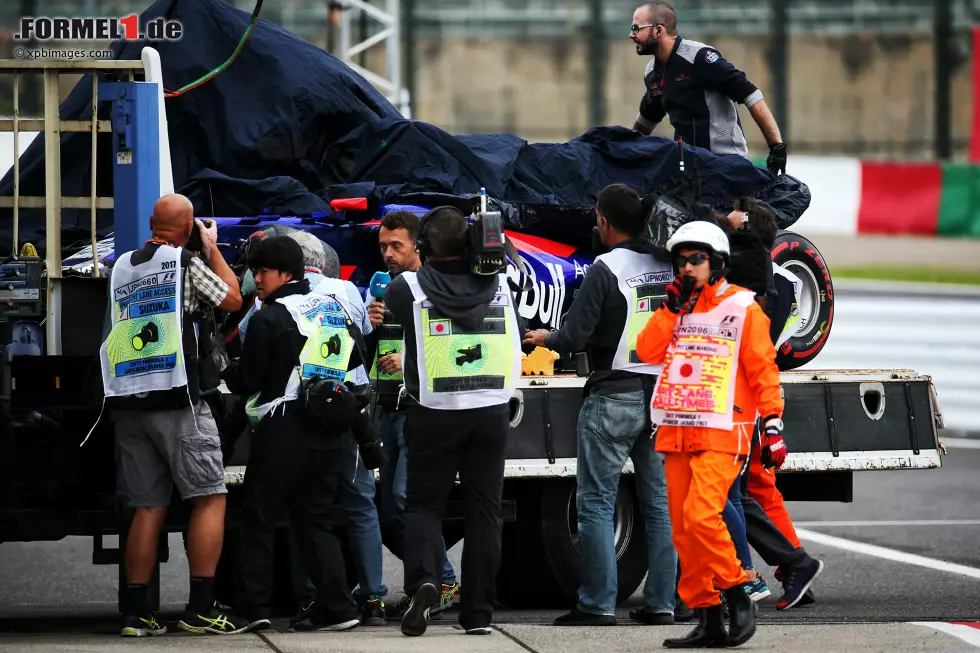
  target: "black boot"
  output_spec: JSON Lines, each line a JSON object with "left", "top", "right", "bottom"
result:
{"left": 663, "top": 605, "right": 728, "bottom": 648}
{"left": 723, "top": 584, "right": 756, "bottom": 647}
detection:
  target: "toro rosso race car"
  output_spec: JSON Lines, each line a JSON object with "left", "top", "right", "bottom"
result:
{"left": 147, "top": 185, "right": 833, "bottom": 374}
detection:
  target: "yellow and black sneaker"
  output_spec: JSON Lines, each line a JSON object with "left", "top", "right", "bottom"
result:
{"left": 177, "top": 607, "right": 251, "bottom": 634}
{"left": 121, "top": 612, "right": 167, "bottom": 637}
{"left": 360, "top": 598, "right": 387, "bottom": 627}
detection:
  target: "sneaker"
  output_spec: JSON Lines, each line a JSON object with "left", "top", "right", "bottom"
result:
{"left": 316, "top": 618, "right": 360, "bottom": 632}
{"left": 177, "top": 607, "right": 249, "bottom": 634}
{"left": 744, "top": 577, "right": 772, "bottom": 602}
{"left": 466, "top": 626, "right": 492, "bottom": 635}
{"left": 360, "top": 599, "right": 387, "bottom": 627}
{"left": 776, "top": 559, "right": 824, "bottom": 611}
{"left": 289, "top": 599, "right": 317, "bottom": 627}
{"left": 430, "top": 581, "right": 460, "bottom": 615}
{"left": 388, "top": 595, "right": 412, "bottom": 619}
{"left": 777, "top": 567, "right": 816, "bottom": 606}
{"left": 121, "top": 613, "right": 167, "bottom": 637}
{"left": 629, "top": 607, "right": 675, "bottom": 625}
{"left": 796, "top": 588, "right": 816, "bottom": 606}
{"left": 401, "top": 583, "right": 440, "bottom": 637}
{"left": 554, "top": 607, "right": 617, "bottom": 626}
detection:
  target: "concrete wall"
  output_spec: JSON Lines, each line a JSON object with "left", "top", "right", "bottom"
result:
{"left": 406, "top": 33, "right": 973, "bottom": 160}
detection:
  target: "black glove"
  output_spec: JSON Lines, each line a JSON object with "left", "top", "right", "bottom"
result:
{"left": 359, "top": 440, "right": 387, "bottom": 470}
{"left": 767, "top": 143, "right": 787, "bottom": 176}
{"left": 664, "top": 275, "right": 697, "bottom": 313}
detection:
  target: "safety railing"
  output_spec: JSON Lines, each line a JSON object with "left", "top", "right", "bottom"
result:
{"left": 0, "top": 59, "right": 145, "bottom": 355}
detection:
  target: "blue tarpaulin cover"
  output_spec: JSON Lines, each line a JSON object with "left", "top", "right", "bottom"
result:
{"left": 0, "top": 0, "right": 809, "bottom": 257}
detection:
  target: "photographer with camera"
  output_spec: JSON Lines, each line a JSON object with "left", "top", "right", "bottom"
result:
{"left": 382, "top": 206, "right": 522, "bottom": 637}
{"left": 99, "top": 194, "right": 244, "bottom": 637}
{"left": 221, "top": 236, "right": 374, "bottom": 633}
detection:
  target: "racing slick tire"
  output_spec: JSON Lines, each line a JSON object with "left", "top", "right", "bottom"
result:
{"left": 770, "top": 231, "right": 835, "bottom": 371}
{"left": 496, "top": 477, "right": 648, "bottom": 609}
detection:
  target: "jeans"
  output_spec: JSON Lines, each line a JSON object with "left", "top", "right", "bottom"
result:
{"left": 288, "top": 435, "right": 388, "bottom": 605}
{"left": 722, "top": 457, "right": 753, "bottom": 571}
{"left": 576, "top": 389, "right": 677, "bottom": 616}
{"left": 377, "top": 408, "right": 457, "bottom": 586}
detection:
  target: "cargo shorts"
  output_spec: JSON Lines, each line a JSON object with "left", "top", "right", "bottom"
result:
{"left": 114, "top": 401, "right": 227, "bottom": 507}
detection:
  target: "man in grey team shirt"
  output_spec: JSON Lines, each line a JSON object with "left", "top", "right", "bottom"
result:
{"left": 629, "top": 0, "right": 788, "bottom": 175}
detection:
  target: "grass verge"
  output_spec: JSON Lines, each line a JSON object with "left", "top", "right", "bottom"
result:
{"left": 832, "top": 266, "right": 980, "bottom": 286}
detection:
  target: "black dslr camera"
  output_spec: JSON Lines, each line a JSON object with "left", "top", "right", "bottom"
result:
{"left": 186, "top": 219, "right": 214, "bottom": 257}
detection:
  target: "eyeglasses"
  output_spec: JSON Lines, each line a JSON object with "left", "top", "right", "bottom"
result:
{"left": 630, "top": 23, "right": 662, "bottom": 34}
{"left": 674, "top": 252, "right": 709, "bottom": 268}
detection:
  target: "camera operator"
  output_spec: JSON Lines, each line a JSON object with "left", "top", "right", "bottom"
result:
{"left": 222, "top": 236, "right": 374, "bottom": 632}
{"left": 99, "top": 194, "right": 244, "bottom": 636}
{"left": 383, "top": 206, "right": 522, "bottom": 637}
{"left": 366, "top": 210, "right": 461, "bottom": 617}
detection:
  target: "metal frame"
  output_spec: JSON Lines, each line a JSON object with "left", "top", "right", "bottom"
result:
{"left": 223, "top": 447, "right": 943, "bottom": 486}
{"left": 338, "top": 0, "right": 410, "bottom": 116}
{"left": 0, "top": 59, "right": 145, "bottom": 355}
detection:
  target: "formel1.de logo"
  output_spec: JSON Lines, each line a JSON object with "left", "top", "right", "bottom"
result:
{"left": 14, "top": 16, "right": 183, "bottom": 41}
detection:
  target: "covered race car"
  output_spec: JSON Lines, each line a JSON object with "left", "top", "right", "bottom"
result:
{"left": 3, "top": 0, "right": 829, "bottom": 365}
{"left": 194, "top": 185, "right": 834, "bottom": 372}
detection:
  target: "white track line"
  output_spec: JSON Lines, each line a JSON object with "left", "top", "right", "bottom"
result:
{"left": 909, "top": 622, "right": 980, "bottom": 648}
{"left": 942, "top": 438, "right": 980, "bottom": 450}
{"left": 797, "top": 520, "right": 980, "bottom": 527}
{"left": 795, "top": 528, "right": 980, "bottom": 580}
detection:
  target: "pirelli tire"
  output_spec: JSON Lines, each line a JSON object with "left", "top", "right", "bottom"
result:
{"left": 770, "top": 231, "right": 835, "bottom": 371}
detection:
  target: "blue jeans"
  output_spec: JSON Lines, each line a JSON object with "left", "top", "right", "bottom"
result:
{"left": 377, "top": 409, "right": 457, "bottom": 585}
{"left": 288, "top": 435, "right": 388, "bottom": 605}
{"left": 576, "top": 389, "right": 677, "bottom": 616}
{"left": 722, "top": 458, "right": 753, "bottom": 571}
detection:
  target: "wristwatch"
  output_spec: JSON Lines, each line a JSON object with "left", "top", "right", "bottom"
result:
{"left": 764, "top": 417, "right": 784, "bottom": 431}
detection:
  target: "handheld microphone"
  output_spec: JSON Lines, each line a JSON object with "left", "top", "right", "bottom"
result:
{"left": 369, "top": 271, "right": 391, "bottom": 300}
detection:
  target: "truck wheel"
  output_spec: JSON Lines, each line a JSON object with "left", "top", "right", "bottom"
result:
{"left": 496, "top": 478, "right": 648, "bottom": 609}
{"left": 771, "top": 231, "right": 835, "bottom": 370}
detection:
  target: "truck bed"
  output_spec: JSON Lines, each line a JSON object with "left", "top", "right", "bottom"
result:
{"left": 221, "top": 368, "right": 943, "bottom": 486}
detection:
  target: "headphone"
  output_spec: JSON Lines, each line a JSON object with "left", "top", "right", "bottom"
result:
{"left": 416, "top": 205, "right": 467, "bottom": 259}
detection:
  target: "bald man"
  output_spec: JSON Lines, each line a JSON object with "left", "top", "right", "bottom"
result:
{"left": 100, "top": 194, "right": 247, "bottom": 637}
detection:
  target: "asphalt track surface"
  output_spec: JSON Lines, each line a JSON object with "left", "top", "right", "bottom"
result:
{"left": 1, "top": 281, "right": 979, "bottom": 650}
{"left": 0, "top": 443, "right": 977, "bottom": 649}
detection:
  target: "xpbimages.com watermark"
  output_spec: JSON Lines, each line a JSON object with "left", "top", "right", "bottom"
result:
{"left": 13, "top": 47, "right": 114, "bottom": 60}
{"left": 14, "top": 15, "right": 182, "bottom": 42}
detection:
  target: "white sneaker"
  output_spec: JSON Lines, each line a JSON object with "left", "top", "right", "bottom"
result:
{"left": 317, "top": 618, "right": 359, "bottom": 632}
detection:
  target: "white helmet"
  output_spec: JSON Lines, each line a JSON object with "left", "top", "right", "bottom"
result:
{"left": 665, "top": 220, "right": 731, "bottom": 262}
